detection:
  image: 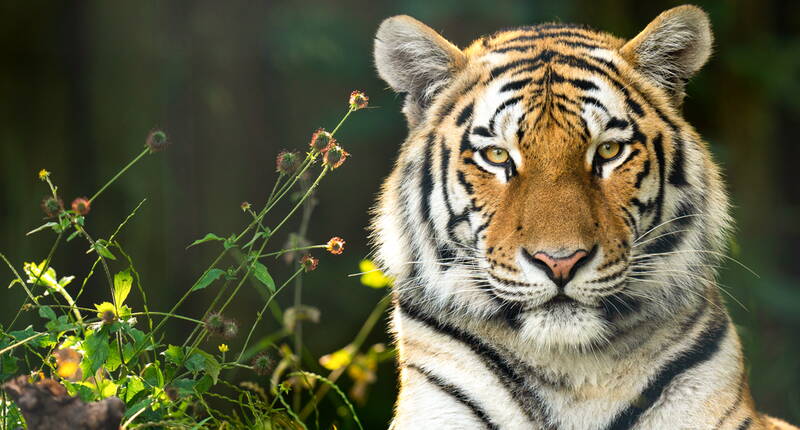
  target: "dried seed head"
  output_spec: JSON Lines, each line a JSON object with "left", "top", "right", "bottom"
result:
{"left": 309, "top": 128, "right": 335, "bottom": 153}
{"left": 204, "top": 313, "right": 226, "bottom": 336}
{"left": 222, "top": 320, "right": 239, "bottom": 339}
{"left": 101, "top": 310, "right": 116, "bottom": 325}
{"left": 165, "top": 386, "right": 179, "bottom": 401}
{"left": 241, "top": 201, "right": 252, "bottom": 212}
{"left": 145, "top": 129, "right": 169, "bottom": 153}
{"left": 276, "top": 150, "right": 302, "bottom": 175}
{"left": 300, "top": 254, "right": 318, "bottom": 272}
{"left": 41, "top": 196, "right": 64, "bottom": 218}
{"left": 71, "top": 197, "right": 91, "bottom": 216}
{"left": 349, "top": 90, "right": 369, "bottom": 110}
{"left": 323, "top": 145, "right": 349, "bottom": 170}
{"left": 251, "top": 352, "right": 274, "bottom": 376}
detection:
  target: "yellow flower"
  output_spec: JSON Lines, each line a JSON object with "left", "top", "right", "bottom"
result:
{"left": 359, "top": 260, "right": 393, "bottom": 289}
{"left": 95, "top": 302, "right": 117, "bottom": 322}
{"left": 218, "top": 344, "right": 229, "bottom": 353}
{"left": 319, "top": 345, "right": 355, "bottom": 371}
{"left": 38, "top": 169, "right": 50, "bottom": 181}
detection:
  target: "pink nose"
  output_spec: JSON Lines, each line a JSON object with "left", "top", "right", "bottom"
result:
{"left": 527, "top": 249, "right": 590, "bottom": 288}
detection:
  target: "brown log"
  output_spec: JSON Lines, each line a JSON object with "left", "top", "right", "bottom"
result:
{"left": 2, "top": 376, "right": 124, "bottom": 430}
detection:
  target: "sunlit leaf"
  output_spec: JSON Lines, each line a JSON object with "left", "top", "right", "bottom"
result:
{"left": 113, "top": 269, "right": 133, "bottom": 307}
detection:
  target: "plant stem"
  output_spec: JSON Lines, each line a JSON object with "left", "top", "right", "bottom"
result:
{"left": 89, "top": 148, "right": 149, "bottom": 204}
{"left": 236, "top": 268, "right": 303, "bottom": 364}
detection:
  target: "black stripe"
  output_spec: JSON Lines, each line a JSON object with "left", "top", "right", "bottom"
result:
{"left": 580, "top": 96, "right": 609, "bottom": 113}
{"left": 457, "top": 170, "right": 475, "bottom": 195}
{"left": 667, "top": 135, "right": 689, "bottom": 186}
{"left": 456, "top": 102, "right": 474, "bottom": 126}
{"left": 736, "top": 417, "right": 752, "bottom": 430}
{"left": 605, "top": 117, "right": 629, "bottom": 130}
{"left": 650, "top": 133, "right": 666, "bottom": 230}
{"left": 397, "top": 299, "right": 550, "bottom": 426}
{"left": 406, "top": 364, "right": 499, "bottom": 430}
{"left": 603, "top": 312, "right": 729, "bottom": 430}
{"left": 640, "top": 198, "right": 696, "bottom": 255}
{"left": 472, "top": 126, "right": 494, "bottom": 137}
{"left": 634, "top": 159, "right": 650, "bottom": 189}
{"left": 489, "top": 50, "right": 555, "bottom": 78}
{"left": 503, "top": 30, "right": 600, "bottom": 45}
{"left": 500, "top": 77, "right": 532, "bottom": 92}
{"left": 489, "top": 95, "right": 523, "bottom": 133}
{"left": 614, "top": 149, "right": 640, "bottom": 171}
{"left": 420, "top": 136, "right": 435, "bottom": 227}
{"left": 599, "top": 292, "right": 641, "bottom": 321}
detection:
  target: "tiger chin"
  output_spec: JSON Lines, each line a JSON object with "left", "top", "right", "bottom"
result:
{"left": 369, "top": 5, "right": 797, "bottom": 430}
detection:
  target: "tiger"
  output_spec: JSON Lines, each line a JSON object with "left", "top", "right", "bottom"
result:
{"left": 369, "top": 5, "right": 797, "bottom": 430}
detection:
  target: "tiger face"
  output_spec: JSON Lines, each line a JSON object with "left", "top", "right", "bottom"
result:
{"left": 373, "top": 6, "right": 730, "bottom": 350}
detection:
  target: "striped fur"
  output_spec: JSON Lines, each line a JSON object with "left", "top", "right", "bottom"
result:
{"left": 371, "top": 5, "right": 797, "bottom": 430}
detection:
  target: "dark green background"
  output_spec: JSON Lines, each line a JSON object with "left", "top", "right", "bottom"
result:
{"left": 1, "top": 1, "right": 798, "bottom": 427}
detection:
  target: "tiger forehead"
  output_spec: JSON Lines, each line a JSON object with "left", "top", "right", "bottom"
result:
{"left": 468, "top": 23, "right": 624, "bottom": 55}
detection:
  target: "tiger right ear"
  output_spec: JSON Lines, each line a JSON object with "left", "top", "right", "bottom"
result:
{"left": 620, "top": 5, "right": 713, "bottom": 105}
{"left": 374, "top": 16, "right": 466, "bottom": 127}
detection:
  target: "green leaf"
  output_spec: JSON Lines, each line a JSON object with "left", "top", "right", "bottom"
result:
{"left": 171, "top": 378, "right": 196, "bottom": 396}
{"left": 66, "top": 229, "right": 81, "bottom": 242}
{"left": 185, "top": 349, "right": 220, "bottom": 384}
{"left": 0, "top": 339, "right": 19, "bottom": 381}
{"left": 26, "top": 222, "right": 59, "bottom": 236}
{"left": 142, "top": 363, "right": 164, "bottom": 388}
{"left": 89, "top": 241, "right": 117, "bottom": 260}
{"left": 106, "top": 340, "right": 122, "bottom": 372}
{"left": 187, "top": 233, "right": 224, "bottom": 249}
{"left": 123, "top": 397, "right": 152, "bottom": 420}
{"left": 251, "top": 262, "right": 275, "bottom": 293}
{"left": 9, "top": 326, "right": 48, "bottom": 348}
{"left": 192, "top": 269, "right": 225, "bottom": 292}
{"left": 45, "top": 315, "right": 75, "bottom": 333}
{"left": 193, "top": 374, "right": 213, "bottom": 394}
{"left": 163, "top": 345, "right": 184, "bottom": 366}
{"left": 113, "top": 269, "right": 133, "bottom": 307}
{"left": 81, "top": 329, "right": 110, "bottom": 378}
{"left": 124, "top": 376, "right": 146, "bottom": 403}
{"left": 38, "top": 306, "right": 57, "bottom": 321}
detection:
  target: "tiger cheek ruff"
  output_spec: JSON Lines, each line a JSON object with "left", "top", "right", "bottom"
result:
{"left": 370, "top": 4, "right": 798, "bottom": 430}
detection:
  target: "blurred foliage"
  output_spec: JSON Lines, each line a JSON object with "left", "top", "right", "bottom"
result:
{"left": 0, "top": 0, "right": 798, "bottom": 427}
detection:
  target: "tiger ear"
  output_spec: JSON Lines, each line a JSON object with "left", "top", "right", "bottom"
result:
{"left": 620, "top": 5, "right": 713, "bottom": 105}
{"left": 374, "top": 15, "right": 466, "bottom": 127}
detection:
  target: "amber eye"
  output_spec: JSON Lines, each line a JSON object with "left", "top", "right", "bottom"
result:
{"left": 482, "top": 146, "right": 510, "bottom": 165}
{"left": 596, "top": 142, "right": 622, "bottom": 161}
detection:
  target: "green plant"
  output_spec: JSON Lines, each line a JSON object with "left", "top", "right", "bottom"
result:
{"left": 0, "top": 91, "right": 393, "bottom": 429}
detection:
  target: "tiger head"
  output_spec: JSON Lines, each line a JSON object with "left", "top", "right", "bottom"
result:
{"left": 371, "top": 5, "right": 731, "bottom": 350}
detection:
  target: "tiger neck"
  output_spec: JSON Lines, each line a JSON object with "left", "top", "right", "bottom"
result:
{"left": 394, "top": 283, "right": 735, "bottom": 390}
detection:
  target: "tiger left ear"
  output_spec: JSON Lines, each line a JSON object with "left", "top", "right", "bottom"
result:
{"left": 620, "top": 5, "right": 713, "bottom": 105}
